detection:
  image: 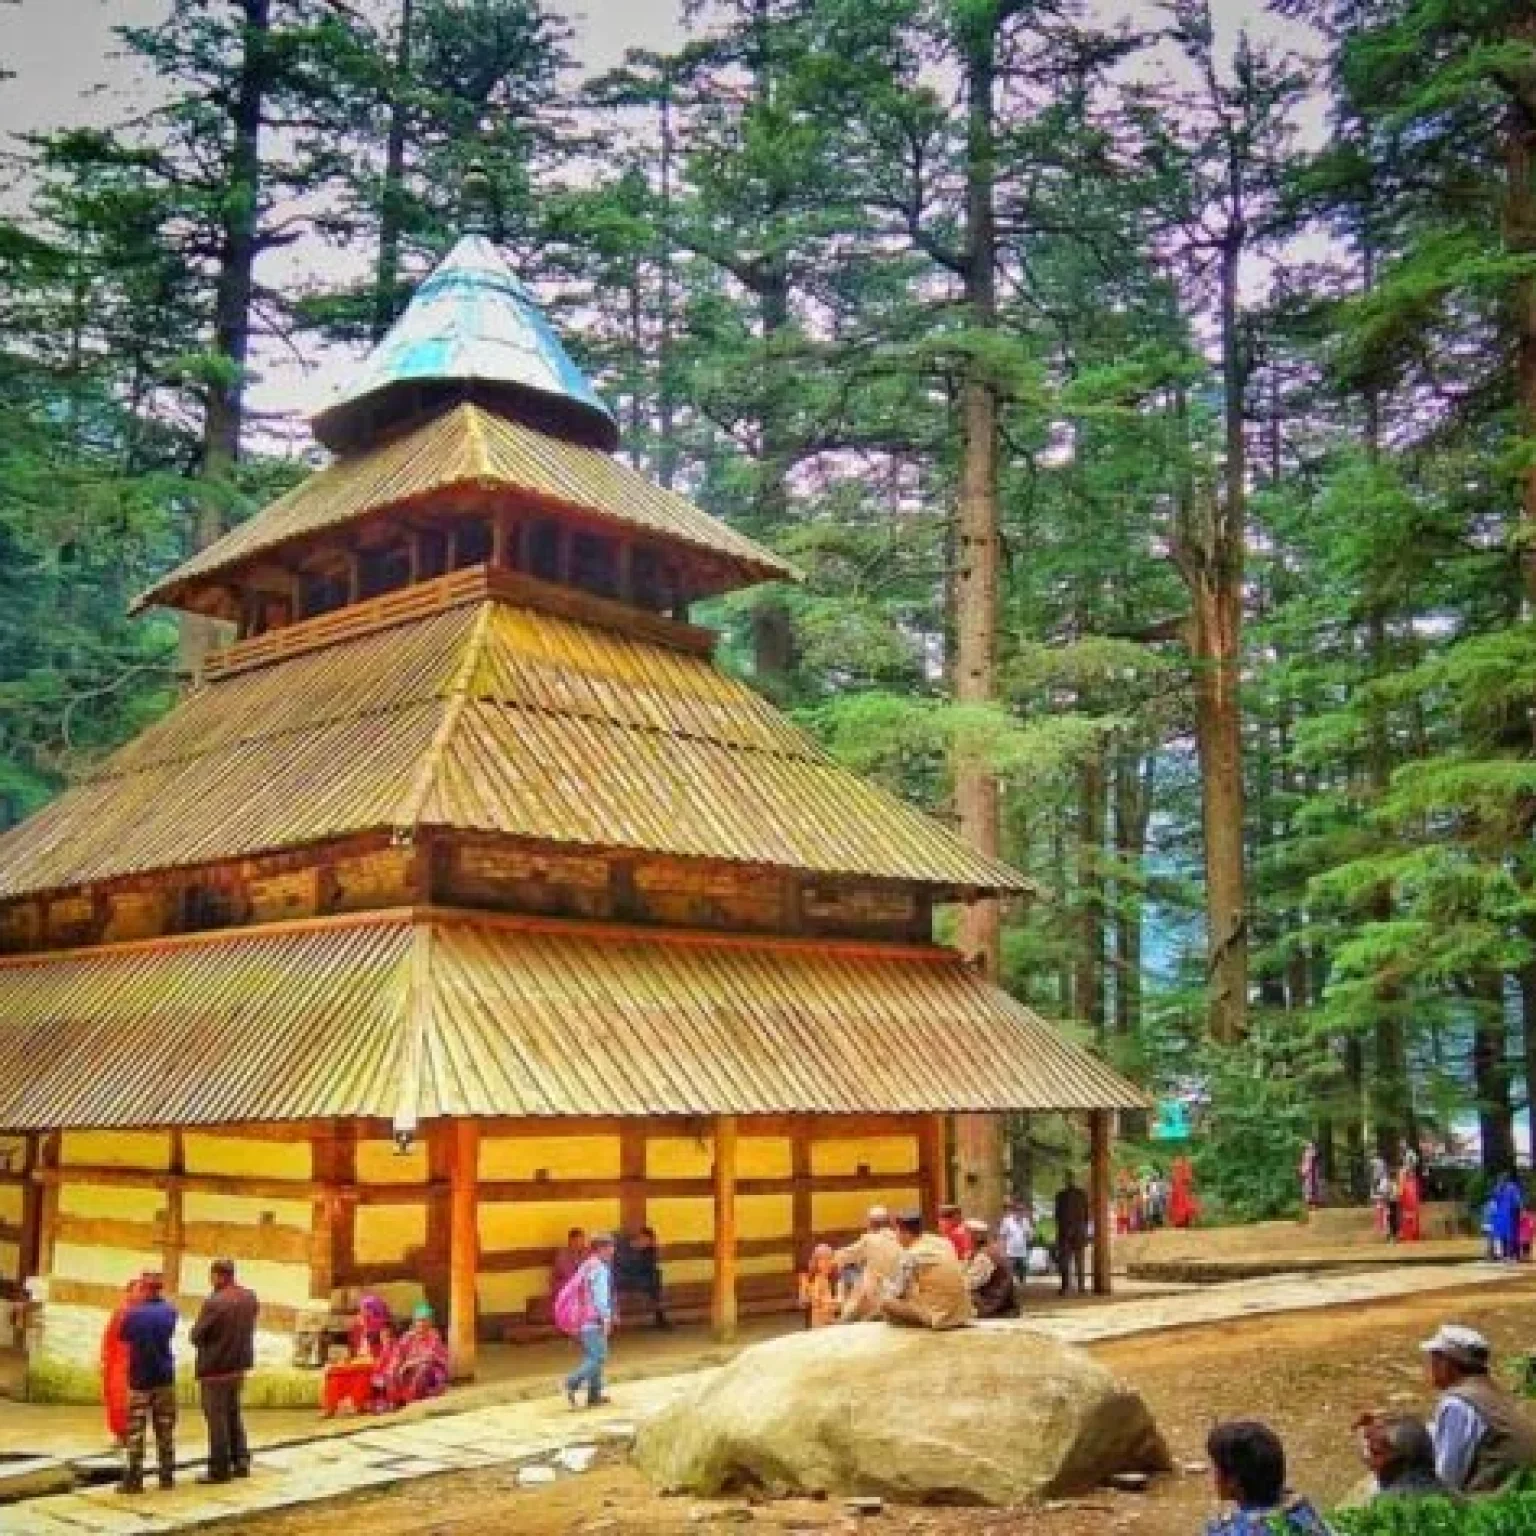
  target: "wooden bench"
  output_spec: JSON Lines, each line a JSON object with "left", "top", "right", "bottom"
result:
{"left": 503, "top": 1272, "right": 794, "bottom": 1343}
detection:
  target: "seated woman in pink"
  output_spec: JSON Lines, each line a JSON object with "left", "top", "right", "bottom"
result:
{"left": 389, "top": 1303, "right": 449, "bottom": 1407}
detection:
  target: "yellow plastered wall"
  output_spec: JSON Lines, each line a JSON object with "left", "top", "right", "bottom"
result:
{"left": 479, "top": 1135, "right": 621, "bottom": 1182}
{"left": 52, "top": 1241, "right": 161, "bottom": 1287}
{"left": 0, "top": 1183, "right": 27, "bottom": 1226}
{"left": 183, "top": 1252, "right": 315, "bottom": 1310}
{"left": 647, "top": 1196, "right": 712, "bottom": 1244}
{"left": 357, "top": 1139, "right": 429, "bottom": 1185}
{"left": 183, "top": 1135, "right": 311, "bottom": 1181}
{"left": 59, "top": 1184, "right": 164, "bottom": 1223}
{"left": 667, "top": 1252, "right": 790, "bottom": 1285}
{"left": 812, "top": 1187, "right": 919, "bottom": 1233}
{"left": 354, "top": 1204, "right": 428, "bottom": 1266}
{"left": 182, "top": 1193, "right": 311, "bottom": 1230}
{"left": 61, "top": 1131, "right": 170, "bottom": 1170}
{"left": 478, "top": 1199, "right": 619, "bottom": 1254}
{"left": 737, "top": 1193, "right": 792, "bottom": 1241}
{"left": 646, "top": 1136, "right": 713, "bottom": 1179}
{"left": 479, "top": 1268, "right": 548, "bottom": 1317}
{"left": 738, "top": 1138, "right": 792, "bottom": 1178}
{"left": 810, "top": 1135, "right": 917, "bottom": 1177}
{"left": 0, "top": 1240, "right": 17, "bottom": 1280}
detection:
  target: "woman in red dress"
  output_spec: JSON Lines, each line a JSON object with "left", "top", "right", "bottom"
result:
{"left": 99, "top": 1278, "right": 142, "bottom": 1445}
{"left": 1396, "top": 1152, "right": 1422, "bottom": 1242}
{"left": 1169, "top": 1156, "right": 1199, "bottom": 1229}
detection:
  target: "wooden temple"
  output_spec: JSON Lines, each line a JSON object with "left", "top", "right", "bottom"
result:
{"left": 0, "top": 233, "right": 1143, "bottom": 1398}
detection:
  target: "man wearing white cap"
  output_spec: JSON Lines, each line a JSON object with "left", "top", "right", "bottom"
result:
{"left": 833, "top": 1205, "right": 903, "bottom": 1322}
{"left": 1421, "top": 1323, "right": 1536, "bottom": 1495}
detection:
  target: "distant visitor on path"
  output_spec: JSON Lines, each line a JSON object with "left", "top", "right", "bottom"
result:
{"left": 1203, "top": 1419, "right": 1334, "bottom": 1534}
{"left": 189, "top": 1258, "right": 259, "bottom": 1484}
{"left": 1370, "top": 1155, "right": 1397, "bottom": 1240}
{"left": 1298, "top": 1141, "right": 1321, "bottom": 1212}
{"left": 615, "top": 1226, "right": 670, "bottom": 1330}
{"left": 561, "top": 1230, "right": 616, "bottom": 1409}
{"left": 550, "top": 1226, "right": 588, "bottom": 1300}
{"left": 834, "top": 1205, "right": 904, "bottom": 1323}
{"left": 1490, "top": 1172, "right": 1523, "bottom": 1263}
{"left": 1421, "top": 1323, "right": 1536, "bottom": 1495}
{"left": 389, "top": 1303, "right": 449, "bottom": 1407}
{"left": 998, "top": 1198, "right": 1033, "bottom": 1285}
{"left": 1356, "top": 1413, "right": 1456, "bottom": 1503}
{"left": 962, "top": 1219, "right": 1018, "bottom": 1318}
{"left": 881, "top": 1211, "right": 974, "bottom": 1330}
{"left": 798, "top": 1243, "right": 841, "bottom": 1329}
{"left": 1054, "top": 1172, "right": 1089, "bottom": 1295}
{"left": 118, "top": 1270, "right": 178, "bottom": 1496}
{"left": 1396, "top": 1151, "right": 1422, "bottom": 1243}
{"left": 101, "top": 1277, "right": 143, "bottom": 1448}
{"left": 1169, "top": 1155, "right": 1199, "bottom": 1229}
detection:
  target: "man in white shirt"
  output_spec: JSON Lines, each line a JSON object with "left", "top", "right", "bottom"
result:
{"left": 998, "top": 1199, "right": 1033, "bottom": 1285}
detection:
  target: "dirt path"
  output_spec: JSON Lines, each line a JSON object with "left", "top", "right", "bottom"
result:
{"left": 195, "top": 1277, "right": 1536, "bottom": 1536}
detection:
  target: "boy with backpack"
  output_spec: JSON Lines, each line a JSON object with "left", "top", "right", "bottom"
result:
{"left": 557, "top": 1231, "right": 616, "bottom": 1409}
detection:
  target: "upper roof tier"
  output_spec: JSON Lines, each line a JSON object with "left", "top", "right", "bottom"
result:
{"left": 313, "top": 234, "right": 621, "bottom": 453}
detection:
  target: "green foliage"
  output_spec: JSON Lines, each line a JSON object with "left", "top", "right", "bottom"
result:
{"left": 1334, "top": 1491, "right": 1536, "bottom": 1535}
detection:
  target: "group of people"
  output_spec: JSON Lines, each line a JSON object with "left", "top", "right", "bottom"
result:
{"left": 1203, "top": 1323, "right": 1536, "bottom": 1533}
{"left": 318, "top": 1293, "right": 449, "bottom": 1416}
{"left": 1113, "top": 1157, "right": 1200, "bottom": 1234}
{"left": 99, "top": 1259, "right": 259, "bottom": 1495}
{"left": 1368, "top": 1148, "right": 1424, "bottom": 1241}
{"left": 1482, "top": 1169, "right": 1531, "bottom": 1261}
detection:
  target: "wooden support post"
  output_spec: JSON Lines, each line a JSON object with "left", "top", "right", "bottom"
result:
{"left": 711, "top": 1114, "right": 738, "bottom": 1341}
{"left": 448, "top": 1120, "right": 480, "bottom": 1379}
{"left": 619, "top": 1122, "right": 646, "bottom": 1237}
{"left": 310, "top": 1122, "right": 356, "bottom": 1306}
{"left": 491, "top": 511, "right": 509, "bottom": 570}
{"left": 918, "top": 1113, "right": 948, "bottom": 1227}
{"left": 163, "top": 1131, "right": 186, "bottom": 1298}
{"left": 1090, "top": 1110, "right": 1113, "bottom": 1297}
{"left": 790, "top": 1118, "right": 812, "bottom": 1268}
{"left": 35, "top": 1132, "right": 60, "bottom": 1278}
{"left": 17, "top": 1134, "right": 41, "bottom": 1283}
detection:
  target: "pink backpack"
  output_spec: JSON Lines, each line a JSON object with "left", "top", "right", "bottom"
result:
{"left": 553, "top": 1259, "right": 595, "bottom": 1336}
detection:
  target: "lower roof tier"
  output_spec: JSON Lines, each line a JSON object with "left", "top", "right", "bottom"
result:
{"left": 0, "top": 589, "right": 1031, "bottom": 900}
{"left": 0, "top": 909, "right": 1145, "bottom": 1131}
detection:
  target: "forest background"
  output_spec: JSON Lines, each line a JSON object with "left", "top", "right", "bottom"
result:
{"left": 1, "top": 0, "right": 1534, "bottom": 1220}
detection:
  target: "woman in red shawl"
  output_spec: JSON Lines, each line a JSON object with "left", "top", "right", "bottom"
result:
{"left": 100, "top": 1278, "right": 142, "bottom": 1444}
{"left": 1396, "top": 1152, "right": 1422, "bottom": 1242}
{"left": 1169, "top": 1156, "right": 1200, "bottom": 1229}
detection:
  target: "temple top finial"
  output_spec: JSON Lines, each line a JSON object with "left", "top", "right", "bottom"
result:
{"left": 311, "top": 229, "right": 620, "bottom": 455}
{"left": 462, "top": 159, "right": 494, "bottom": 237}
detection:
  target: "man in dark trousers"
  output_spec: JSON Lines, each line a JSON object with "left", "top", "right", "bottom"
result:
{"left": 1054, "top": 1170, "right": 1090, "bottom": 1295}
{"left": 118, "top": 1269, "right": 178, "bottom": 1494}
{"left": 189, "top": 1258, "right": 260, "bottom": 1483}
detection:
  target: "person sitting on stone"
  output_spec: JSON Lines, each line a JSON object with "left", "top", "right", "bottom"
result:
{"left": 550, "top": 1226, "right": 587, "bottom": 1302}
{"left": 1204, "top": 1420, "right": 1334, "bottom": 1535}
{"left": 797, "top": 1244, "right": 841, "bottom": 1329}
{"left": 963, "top": 1219, "right": 1018, "bottom": 1319}
{"left": 833, "top": 1205, "right": 904, "bottom": 1323}
{"left": 937, "top": 1202, "right": 974, "bottom": 1259}
{"left": 881, "top": 1211, "right": 974, "bottom": 1331}
{"left": 615, "top": 1226, "right": 670, "bottom": 1330}
{"left": 1422, "top": 1323, "right": 1536, "bottom": 1495}
{"left": 1357, "top": 1413, "right": 1457, "bottom": 1503}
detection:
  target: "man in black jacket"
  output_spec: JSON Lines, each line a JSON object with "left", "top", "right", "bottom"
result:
{"left": 189, "top": 1258, "right": 260, "bottom": 1483}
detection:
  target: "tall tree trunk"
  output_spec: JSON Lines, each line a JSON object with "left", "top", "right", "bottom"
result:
{"left": 1519, "top": 945, "right": 1536, "bottom": 1170}
{"left": 953, "top": 4, "right": 1006, "bottom": 1217}
{"left": 656, "top": 64, "right": 678, "bottom": 490}
{"left": 1113, "top": 747, "right": 1153, "bottom": 1039}
{"left": 1075, "top": 741, "right": 1106, "bottom": 1042}
{"left": 1506, "top": 71, "right": 1536, "bottom": 605}
{"left": 183, "top": 0, "right": 270, "bottom": 677}
{"left": 1473, "top": 972, "right": 1516, "bottom": 1176}
{"left": 372, "top": 0, "right": 415, "bottom": 344}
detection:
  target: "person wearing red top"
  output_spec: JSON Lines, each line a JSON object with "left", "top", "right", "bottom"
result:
{"left": 938, "top": 1204, "right": 975, "bottom": 1260}
{"left": 100, "top": 1278, "right": 142, "bottom": 1447}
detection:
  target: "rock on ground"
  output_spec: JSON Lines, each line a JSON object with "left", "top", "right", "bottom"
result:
{"left": 633, "top": 1323, "right": 1169, "bottom": 1506}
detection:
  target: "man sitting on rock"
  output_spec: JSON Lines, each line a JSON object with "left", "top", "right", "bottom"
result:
{"left": 962, "top": 1219, "right": 1019, "bottom": 1318}
{"left": 1422, "top": 1323, "right": 1536, "bottom": 1495}
{"left": 1204, "top": 1420, "right": 1333, "bottom": 1535}
{"left": 833, "top": 1205, "right": 904, "bottom": 1323}
{"left": 880, "top": 1211, "right": 973, "bottom": 1331}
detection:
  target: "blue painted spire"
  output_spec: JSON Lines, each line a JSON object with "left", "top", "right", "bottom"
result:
{"left": 312, "top": 234, "right": 619, "bottom": 454}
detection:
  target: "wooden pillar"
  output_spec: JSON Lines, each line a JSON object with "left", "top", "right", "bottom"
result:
{"left": 448, "top": 1119, "right": 480, "bottom": 1379}
{"left": 711, "top": 1114, "right": 738, "bottom": 1341}
{"left": 32, "top": 1132, "right": 61, "bottom": 1280}
{"left": 918, "top": 1113, "right": 948, "bottom": 1227}
{"left": 310, "top": 1122, "right": 357, "bottom": 1307}
{"left": 1090, "top": 1110, "right": 1113, "bottom": 1296}
{"left": 17, "top": 1134, "right": 42, "bottom": 1283}
{"left": 790, "top": 1118, "right": 812, "bottom": 1268}
{"left": 619, "top": 1122, "right": 646, "bottom": 1237}
{"left": 491, "top": 511, "right": 509, "bottom": 569}
{"left": 163, "top": 1131, "right": 186, "bottom": 1298}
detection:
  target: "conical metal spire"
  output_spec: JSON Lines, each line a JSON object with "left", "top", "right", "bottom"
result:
{"left": 312, "top": 233, "right": 619, "bottom": 454}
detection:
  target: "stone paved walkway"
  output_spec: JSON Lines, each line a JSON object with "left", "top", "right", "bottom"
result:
{"left": 5, "top": 1260, "right": 1526, "bottom": 1534}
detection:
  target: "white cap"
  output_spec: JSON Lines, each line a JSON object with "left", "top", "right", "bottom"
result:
{"left": 867, "top": 1204, "right": 889, "bottom": 1222}
{"left": 1420, "top": 1324, "right": 1490, "bottom": 1370}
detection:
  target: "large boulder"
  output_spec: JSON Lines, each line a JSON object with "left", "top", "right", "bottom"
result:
{"left": 633, "top": 1322, "right": 1169, "bottom": 1506}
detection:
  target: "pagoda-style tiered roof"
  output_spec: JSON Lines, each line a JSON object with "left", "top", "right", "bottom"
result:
{"left": 0, "top": 577, "right": 1028, "bottom": 899}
